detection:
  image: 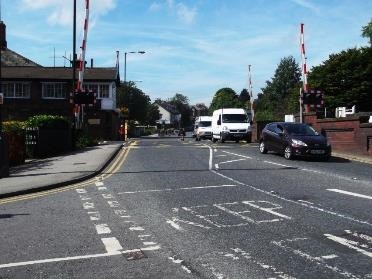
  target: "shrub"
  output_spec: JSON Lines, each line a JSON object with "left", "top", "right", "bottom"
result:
{"left": 2, "top": 121, "right": 26, "bottom": 135}
{"left": 26, "top": 115, "right": 69, "bottom": 129}
{"left": 75, "top": 134, "right": 99, "bottom": 149}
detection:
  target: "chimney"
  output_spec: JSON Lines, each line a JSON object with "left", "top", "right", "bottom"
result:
{"left": 0, "top": 21, "right": 7, "bottom": 49}
{"left": 90, "top": 58, "right": 93, "bottom": 68}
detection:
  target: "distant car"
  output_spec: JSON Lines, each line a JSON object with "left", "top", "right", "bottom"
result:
{"left": 259, "top": 122, "right": 331, "bottom": 160}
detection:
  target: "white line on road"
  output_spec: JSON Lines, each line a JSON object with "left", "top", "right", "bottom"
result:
{"left": 221, "top": 151, "right": 252, "bottom": 159}
{"left": 324, "top": 234, "right": 372, "bottom": 258}
{"left": 101, "top": 237, "right": 123, "bottom": 253}
{"left": 264, "top": 161, "right": 293, "bottom": 168}
{"left": 118, "top": 185, "right": 236, "bottom": 195}
{"left": 219, "top": 158, "right": 246, "bottom": 165}
{"left": 95, "top": 182, "right": 104, "bottom": 187}
{"left": 95, "top": 224, "right": 112, "bottom": 235}
{"left": 327, "top": 189, "right": 372, "bottom": 200}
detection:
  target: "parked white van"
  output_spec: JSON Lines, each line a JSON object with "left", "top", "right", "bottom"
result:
{"left": 194, "top": 116, "right": 212, "bottom": 141}
{"left": 211, "top": 108, "right": 252, "bottom": 143}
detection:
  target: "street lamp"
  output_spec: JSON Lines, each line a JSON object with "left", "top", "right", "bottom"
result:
{"left": 124, "top": 51, "right": 145, "bottom": 84}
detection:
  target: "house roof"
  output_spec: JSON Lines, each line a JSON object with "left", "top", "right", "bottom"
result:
{"left": 2, "top": 66, "right": 118, "bottom": 81}
{"left": 1, "top": 48, "right": 41, "bottom": 67}
{"left": 155, "top": 102, "right": 180, "bottom": 115}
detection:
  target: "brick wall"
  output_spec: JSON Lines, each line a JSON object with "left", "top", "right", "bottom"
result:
{"left": 303, "top": 112, "right": 372, "bottom": 156}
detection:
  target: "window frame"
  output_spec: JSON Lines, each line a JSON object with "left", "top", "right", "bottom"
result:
{"left": 41, "top": 82, "right": 67, "bottom": 99}
{"left": 2, "top": 82, "right": 31, "bottom": 99}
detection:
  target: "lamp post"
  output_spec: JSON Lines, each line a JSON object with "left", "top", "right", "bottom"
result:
{"left": 124, "top": 51, "right": 145, "bottom": 84}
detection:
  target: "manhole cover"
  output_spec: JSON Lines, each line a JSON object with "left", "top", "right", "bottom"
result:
{"left": 125, "top": 250, "right": 146, "bottom": 261}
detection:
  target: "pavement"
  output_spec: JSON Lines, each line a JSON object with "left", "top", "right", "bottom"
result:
{"left": 0, "top": 141, "right": 124, "bottom": 199}
{"left": 0, "top": 138, "right": 371, "bottom": 199}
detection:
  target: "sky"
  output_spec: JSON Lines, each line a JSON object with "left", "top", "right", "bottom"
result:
{"left": 2, "top": 0, "right": 371, "bottom": 106}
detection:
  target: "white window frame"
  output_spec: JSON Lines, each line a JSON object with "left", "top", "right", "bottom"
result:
{"left": 42, "top": 82, "right": 67, "bottom": 99}
{"left": 84, "top": 83, "right": 111, "bottom": 99}
{"left": 2, "top": 82, "right": 31, "bottom": 99}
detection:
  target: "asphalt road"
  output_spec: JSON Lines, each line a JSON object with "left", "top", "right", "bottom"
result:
{"left": 0, "top": 137, "right": 371, "bottom": 278}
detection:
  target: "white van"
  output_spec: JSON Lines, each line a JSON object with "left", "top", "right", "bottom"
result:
{"left": 194, "top": 116, "right": 212, "bottom": 141}
{"left": 211, "top": 108, "right": 252, "bottom": 143}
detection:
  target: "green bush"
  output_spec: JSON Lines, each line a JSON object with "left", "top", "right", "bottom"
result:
{"left": 2, "top": 121, "right": 26, "bottom": 135}
{"left": 75, "top": 134, "right": 99, "bottom": 149}
{"left": 26, "top": 115, "right": 69, "bottom": 129}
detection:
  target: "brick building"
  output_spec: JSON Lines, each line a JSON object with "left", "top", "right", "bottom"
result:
{"left": 0, "top": 21, "right": 120, "bottom": 140}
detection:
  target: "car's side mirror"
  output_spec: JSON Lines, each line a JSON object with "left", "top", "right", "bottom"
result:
{"left": 217, "top": 120, "right": 221, "bottom": 125}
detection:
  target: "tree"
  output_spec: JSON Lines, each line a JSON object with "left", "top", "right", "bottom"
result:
{"left": 255, "top": 56, "right": 301, "bottom": 121}
{"left": 209, "top": 87, "right": 242, "bottom": 114}
{"left": 308, "top": 47, "right": 372, "bottom": 112}
{"left": 362, "top": 19, "right": 372, "bottom": 46}
{"left": 239, "top": 88, "right": 250, "bottom": 109}
{"left": 167, "top": 93, "right": 193, "bottom": 127}
{"left": 116, "top": 81, "right": 159, "bottom": 124}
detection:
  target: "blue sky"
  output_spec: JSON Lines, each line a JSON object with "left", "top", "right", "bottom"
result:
{"left": 2, "top": 0, "right": 371, "bottom": 105}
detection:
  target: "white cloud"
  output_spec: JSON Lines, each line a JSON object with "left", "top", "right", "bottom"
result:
{"left": 176, "top": 3, "right": 196, "bottom": 24}
{"left": 291, "top": 0, "right": 320, "bottom": 14}
{"left": 20, "top": 0, "right": 116, "bottom": 27}
{"left": 149, "top": 2, "right": 162, "bottom": 12}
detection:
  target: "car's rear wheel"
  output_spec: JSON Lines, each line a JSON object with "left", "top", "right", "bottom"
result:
{"left": 284, "top": 146, "right": 293, "bottom": 160}
{"left": 212, "top": 136, "right": 217, "bottom": 143}
{"left": 259, "top": 141, "right": 268, "bottom": 154}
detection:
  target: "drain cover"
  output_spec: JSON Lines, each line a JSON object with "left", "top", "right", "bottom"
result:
{"left": 125, "top": 250, "right": 146, "bottom": 261}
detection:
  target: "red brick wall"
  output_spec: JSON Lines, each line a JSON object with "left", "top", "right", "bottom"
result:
{"left": 303, "top": 112, "right": 372, "bottom": 156}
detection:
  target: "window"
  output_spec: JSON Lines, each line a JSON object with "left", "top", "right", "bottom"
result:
{"left": 84, "top": 83, "right": 110, "bottom": 99}
{"left": 2, "top": 82, "right": 31, "bottom": 98}
{"left": 42, "top": 83, "right": 66, "bottom": 99}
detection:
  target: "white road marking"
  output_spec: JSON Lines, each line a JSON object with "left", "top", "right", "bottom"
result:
{"left": 321, "top": 254, "right": 338, "bottom": 259}
{"left": 129, "top": 226, "right": 145, "bottom": 231}
{"left": 143, "top": 242, "right": 157, "bottom": 246}
{"left": 231, "top": 248, "right": 293, "bottom": 279}
{"left": 87, "top": 211, "right": 101, "bottom": 221}
{"left": 141, "top": 245, "right": 161, "bottom": 251}
{"left": 107, "top": 201, "right": 120, "bottom": 208}
{"left": 83, "top": 202, "right": 95, "bottom": 210}
{"left": 102, "top": 193, "right": 114, "bottom": 199}
{"left": 118, "top": 184, "right": 236, "bottom": 195}
{"left": 95, "top": 182, "right": 104, "bottom": 187}
{"left": 98, "top": 186, "right": 107, "bottom": 191}
{"left": 221, "top": 151, "right": 252, "bottom": 159}
{"left": 76, "top": 189, "right": 87, "bottom": 194}
{"left": 101, "top": 237, "right": 123, "bottom": 253}
{"left": 0, "top": 251, "right": 122, "bottom": 269}
{"left": 264, "top": 161, "right": 293, "bottom": 168}
{"left": 211, "top": 170, "right": 372, "bottom": 227}
{"left": 95, "top": 224, "right": 111, "bottom": 235}
{"left": 324, "top": 234, "right": 372, "bottom": 258}
{"left": 79, "top": 194, "right": 91, "bottom": 201}
{"left": 297, "top": 200, "right": 314, "bottom": 205}
{"left": 215, "top": 154, "right": 227, "bottom": 157}
{"left": 272, "top": 238, "right": 358, "bottom": 278}
{"left": 345, "top": 230, "right": 372, "bottom": 242}
{"left": 219, "top": 158, "right": 246, "bottom": 165}
{"left": 166, "top": 219, "right": 183, "bottom": 231}
{"left": 327, "top": 189, "right": 372, "bottom": 200}
{"left": 242, "top": 201, "right": 292, "bottom": 220}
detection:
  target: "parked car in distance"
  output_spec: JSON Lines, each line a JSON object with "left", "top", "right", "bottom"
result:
{"left": 259, "top": 122, "right": 331, "bottom": 160}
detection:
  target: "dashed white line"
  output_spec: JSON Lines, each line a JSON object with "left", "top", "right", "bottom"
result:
{"left": 95, "top": 224, "right": 112, "bottom": 235}
{"left": 327, "top": 189, "right": 372, "bottom": 200}
{"left": 219, "top": 158, "right": 246, "bottom": 165}
{"left": 101, "top": 237, "right": 123, "bottom": 253}
{"left": 324, "top": 234, "right": 372, "bottom": 258}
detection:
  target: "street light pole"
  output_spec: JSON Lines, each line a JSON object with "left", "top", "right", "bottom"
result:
{"left": 124, "top": 51, "right": 145, "bottom": 84}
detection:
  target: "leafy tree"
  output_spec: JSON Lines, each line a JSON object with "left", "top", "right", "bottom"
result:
{"left": 116, "top": 82, "right": 159, "bottom": 124}
{"left": 165, "top": 93, "right": 193, "bottom": 127}
{"left": 362, "top": 19, "right": 372, "bottom": 46}
{"left": 308, "top": 47, "right": 372, "bottom": 112}
{"left": 239, "top": 88, "right": 251, "bottom": 109}
{"left": 209, "top": 87, "right": 242, "bottom": 114}
{"left": 255, "top": 56, "right": 301, "bottom": 121}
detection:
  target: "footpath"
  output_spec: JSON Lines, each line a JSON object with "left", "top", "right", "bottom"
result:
{"left": 0, "top": 141, "right": 124, "bottom": 199}
{"left": 0, "top": 139, "right": 371, "bottom": 199}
